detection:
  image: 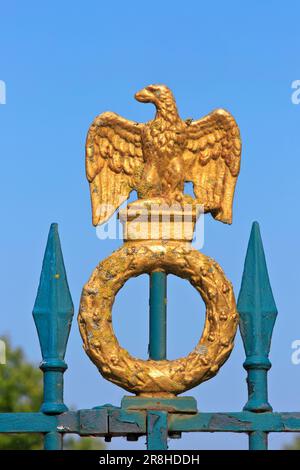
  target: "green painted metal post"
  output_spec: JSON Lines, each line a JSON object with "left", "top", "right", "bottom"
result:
{"left": 44, "top": 431, "right": 63, "bottom": 450}
{"left": 238, "top": 222, "right": 278, "bottom": 451}
{"left": 149, "top": 271, "right": 167, "bottom": 360}
{"left": 33, "top": 224, "right": 74, "bottom": 450}
{"left": 147, "top": 272, "right": 168, "bottom": 448}
{"left": 147, "top": 411, "right": 168, "bottom": 450}
{"left": 249, "top": 431, "right": 268, "bottom": 450}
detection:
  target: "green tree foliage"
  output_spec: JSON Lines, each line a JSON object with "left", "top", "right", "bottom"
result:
{"left": 63, "top": 435, "right": 105, "bottom": 450}
{"left": 0, "top": 337, "right": 43, "bottom": 450}
{"left": 0, "top": 337, "right": 104, "bottom": 450}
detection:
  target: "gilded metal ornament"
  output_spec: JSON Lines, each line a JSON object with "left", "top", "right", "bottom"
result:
{"left": 79, "top": 242, "right": 238, "bottom": 396}
{"left": 85, "top": 84, "right": 241, "bottom": 226}
{"left": 78, "top": 84, "right": 241, "bottom": 397}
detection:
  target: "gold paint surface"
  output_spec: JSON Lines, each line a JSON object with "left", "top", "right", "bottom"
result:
{"left": 86, "top": 84, "right": 241, "bottom": 227}
{"left": 118, "top": 199, "right": 201, "bottom": 242}
{"left": 79, "top": 85, "right": 241, "bottom": 396}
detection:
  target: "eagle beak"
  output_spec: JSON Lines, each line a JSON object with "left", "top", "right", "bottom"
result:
{"left": 135, "top": 88, "right": 153, "bottom": 103}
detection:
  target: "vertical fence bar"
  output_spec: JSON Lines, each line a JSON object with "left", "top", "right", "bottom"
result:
{"left": 147, "top": 411, "right": 168, "bottom": 450}
{"left": 249, "top": 431, "right": 268, "bottom": 450}
{"left": 44, "top": 431, "right": 63, "bottom": 450}
{"left": 33, "top": 223, "right": 74, "bottom": 450}
{"left": 149, "top": 271, "right": 167, "bottom": 360}
{"left": 237, "top": 222, "right": 278, "bottom": 450}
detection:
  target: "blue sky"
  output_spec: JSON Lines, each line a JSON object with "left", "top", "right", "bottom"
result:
{"left": 0, "top": 1, "right": 300, "bottom": 449}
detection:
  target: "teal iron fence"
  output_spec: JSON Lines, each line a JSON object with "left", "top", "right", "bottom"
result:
{"left": 0, "top": 221, "right": 299, "bottom": 450}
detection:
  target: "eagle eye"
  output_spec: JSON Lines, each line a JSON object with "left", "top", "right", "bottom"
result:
{"left": 146, "top": 86, "right": 161, "bottom": 97}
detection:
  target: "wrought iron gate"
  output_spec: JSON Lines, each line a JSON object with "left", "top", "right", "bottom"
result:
{"left": 0, "top": 221, "right": 299, "bottom": 450}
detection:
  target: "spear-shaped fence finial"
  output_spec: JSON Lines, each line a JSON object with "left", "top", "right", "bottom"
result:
{"left": 33, "top": 223, "right": 74, "bottom": 416}
{"left": 237, "top": 222, "right": 277, "bottom": 413}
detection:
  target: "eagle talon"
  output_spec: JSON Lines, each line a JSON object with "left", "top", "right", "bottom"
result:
{"left": 185, "top": 118, "right": 194, "bottom": 126}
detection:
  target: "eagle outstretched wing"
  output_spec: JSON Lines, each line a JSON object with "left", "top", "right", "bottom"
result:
{"left": 86, "top": 112, "right": 144, "bottom": 225}
{"left": 183, "top": 109, "right": 241, "bottom": 224}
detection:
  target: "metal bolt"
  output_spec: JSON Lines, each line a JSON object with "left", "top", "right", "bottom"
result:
{"left": 126, "top": 434, "right": 139, "bottom": 442}
{"left": 169, "top": 431, "right": 182, "bottom": 439}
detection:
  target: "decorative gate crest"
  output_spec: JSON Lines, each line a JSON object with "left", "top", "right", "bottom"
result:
{"left": 78, "top": 85, "right": 241, "bottom": 399}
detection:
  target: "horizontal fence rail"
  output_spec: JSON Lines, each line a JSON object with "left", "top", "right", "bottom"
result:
{"left": 1, "top": 410, "right": 300, "bottom": 434}
{"left": 1, "top": 410, "right": 300, "bottom": 449}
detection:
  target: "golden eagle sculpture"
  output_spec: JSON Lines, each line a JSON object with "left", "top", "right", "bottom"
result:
{"left": 86, "top": 84, "right": 241, "bottom": 226}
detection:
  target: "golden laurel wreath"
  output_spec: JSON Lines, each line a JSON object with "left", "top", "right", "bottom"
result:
{"left": 78, "top": 242, "right": 238, "bottom": 397}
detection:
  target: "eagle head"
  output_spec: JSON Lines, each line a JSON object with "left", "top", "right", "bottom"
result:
{"left": 135, "top": 84, "right": 173, "bottom": 105}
